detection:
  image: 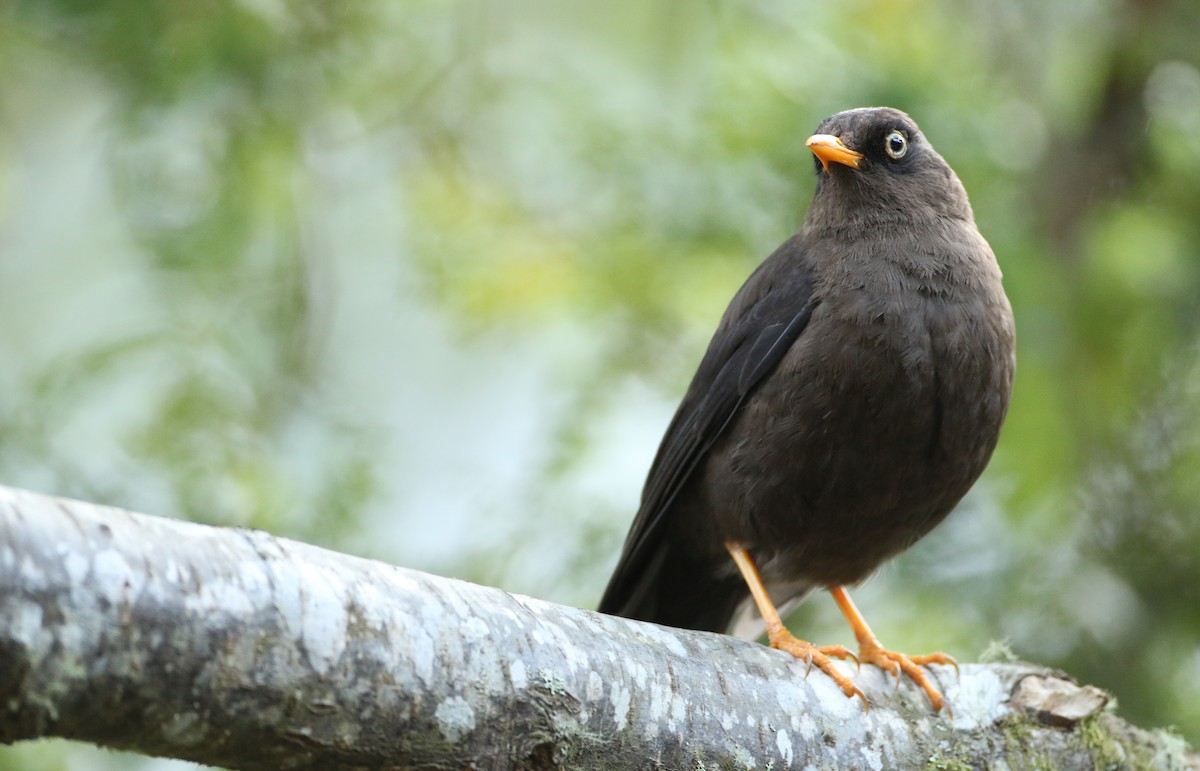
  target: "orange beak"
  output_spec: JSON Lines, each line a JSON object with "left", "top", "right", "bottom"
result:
{"left": 806, "top": 134, "right": 864, "bottom": 174}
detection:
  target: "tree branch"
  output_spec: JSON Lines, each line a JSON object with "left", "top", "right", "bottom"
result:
{"left": 0, "top": 485, "right": 1195, "bottom": 770}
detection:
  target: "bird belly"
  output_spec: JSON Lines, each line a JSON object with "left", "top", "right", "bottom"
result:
{"left": 703, "top": 299, "right": 1009, "bottom": 588}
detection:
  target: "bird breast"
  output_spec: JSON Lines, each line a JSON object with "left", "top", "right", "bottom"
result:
{"left": 705, "top": 244, "right": 1014, "bottom": 587}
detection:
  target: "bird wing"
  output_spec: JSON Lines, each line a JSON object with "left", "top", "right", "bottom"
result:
{"left": 599, "top": 239, "right": 817, "bottom": 617}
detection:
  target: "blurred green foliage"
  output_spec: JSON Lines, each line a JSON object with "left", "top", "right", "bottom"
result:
{"left": 1, "top": 1, "right": 1199, "bottom": 768}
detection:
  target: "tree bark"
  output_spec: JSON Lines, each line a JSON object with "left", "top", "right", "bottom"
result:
{"left": 0, "top": 484, "right": 1195, "bottom": 770}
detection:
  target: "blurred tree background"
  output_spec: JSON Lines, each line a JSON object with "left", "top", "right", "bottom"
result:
{"left": 2, "top": 0, "right": 1198, "bottom": 768}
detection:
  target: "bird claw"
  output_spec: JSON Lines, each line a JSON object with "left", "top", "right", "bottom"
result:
{"left": 909, "top": 651, "right": 960, "bottom": 677}
{"left": 768, "top": 631, "right": 868, "bottom": 709}
{"left": 857, "top": 642, "right": 954, "bottom": 711}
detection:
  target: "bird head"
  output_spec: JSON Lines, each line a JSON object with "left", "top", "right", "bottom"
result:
{"left": 803, "top": 107, "right": 974, "bottom": 231}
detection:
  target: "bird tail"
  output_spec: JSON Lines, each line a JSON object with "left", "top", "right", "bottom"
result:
{"left": 597, "top": 543, "right": 748, "bottom": 633}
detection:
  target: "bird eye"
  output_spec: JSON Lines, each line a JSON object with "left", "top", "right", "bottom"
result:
{"left": 884, "top": 131, "right": 908, "bottom": 160}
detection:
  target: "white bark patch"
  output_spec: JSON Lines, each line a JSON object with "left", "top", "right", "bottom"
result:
{"left": 797, "top": 712, "right": 818, "bottom": 740}
{"left": 636, "top": 621, "right": 689, "bottom": 658}
{"left": 434, "top": 696, "right": 476, "bottom": 744}
{"left": 264, "top": 548, "right": 304, "bottom": 637}
{"left": 62, "top": 550, "right": 88, "bottom": 586}
{"left": 857, "top": 743, "right": 884, "bottom": 770}
{"left": 647, "top": 679, "right": 669, "bottom": 722}
{"left": 773, "top": 676, "right": 806, "bottom": 729}
{"left": 553, "top": 619, "right": 593, "bottom": 675}
{"left": 93, "top": 549, "right": 138, "bottom": 605}
{"left": 10, "top": 602, "right": 43, "bottom": 647}
{"left": 463, "top": 636, "right": 505, "bottom": 697}
{"left": 628, "top": 660, "right": 648, "bottom": 689}
{"left": 610, "top": 682, "right": 631, "bottom": 731}
{"left": 585, "top": 670, "right": 603, "bottom": 701}
{"left": 18, "top": 553, "right": 44, "bottom": 585}
{"left": 462, "top": 615, "right": 489, "bottom": 640}
{"left": 950, "top": 665, "right": 1009, "bottom": 728}
{"left": 510, "top": 658, "right": 527, "bottom": 690}
{"left": 356, "top": 576, "right": 434, "bottom": 684}
{"left": 402, "top": 616, "right": 436, "bottom": 687}
{"left": 294, "top": 561, "right": 349, "bottom": 675}
{"left": 190, "top": 574, "right": 255, "bottom": 617}
{"left": 776, "top": 728, "right": 793, "bottom": 765}
{"left": 668, "top": 691, "right": 686, "bottom": 732}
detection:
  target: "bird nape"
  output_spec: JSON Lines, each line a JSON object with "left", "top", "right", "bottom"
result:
{"left": 598, "top": 107, "right": 1016, "bottom": 712}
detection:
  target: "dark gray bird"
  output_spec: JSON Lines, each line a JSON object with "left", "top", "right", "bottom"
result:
{"left": 598, "top": 107, "right": 1015, "bottom": 710}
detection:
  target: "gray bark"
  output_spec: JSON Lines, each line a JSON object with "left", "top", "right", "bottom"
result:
{"left": 0, "top": 484, "right": 1195, "bottom": 770}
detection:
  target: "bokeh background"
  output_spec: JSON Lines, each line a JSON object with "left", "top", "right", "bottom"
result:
{"left": 2, "top": 1, "right": 1199, "bottom": 768}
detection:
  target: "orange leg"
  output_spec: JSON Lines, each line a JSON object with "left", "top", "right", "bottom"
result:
{"left": 725, "top": 542, "right": 866, "bottom": 707}
{"left": 827, "top": 585, "right": 958, "bottom": 711}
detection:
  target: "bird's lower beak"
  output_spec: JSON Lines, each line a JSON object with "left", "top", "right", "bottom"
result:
{"left": 806, "top": 134, "right": 864, "bottom": 174}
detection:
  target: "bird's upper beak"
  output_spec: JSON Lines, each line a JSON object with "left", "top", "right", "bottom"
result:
{"left": 806, "top": 134, "right": 864, "bottom": 174}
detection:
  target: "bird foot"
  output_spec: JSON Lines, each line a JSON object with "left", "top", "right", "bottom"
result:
{"left": 856, "top": 640, "right": 957, "bottom": 711}
{"left": 766, "top": 625, "right": 867, "bottom": 708}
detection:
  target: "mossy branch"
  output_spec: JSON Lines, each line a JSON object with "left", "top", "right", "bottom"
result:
{"left": 0, "top": 485, "right": 1195, "bottom": 770}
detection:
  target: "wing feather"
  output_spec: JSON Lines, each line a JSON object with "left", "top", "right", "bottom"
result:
{"left": 599, "top": 238, "right": 817, "bottom": 617}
